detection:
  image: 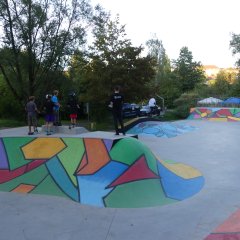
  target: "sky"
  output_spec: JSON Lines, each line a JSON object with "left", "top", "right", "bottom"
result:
{"left": 90, "top": 0, "right": 240, "bottom": 68}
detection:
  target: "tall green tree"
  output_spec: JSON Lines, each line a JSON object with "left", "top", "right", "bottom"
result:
{"left": 70, "top": 7, "right": 156, "bottom": 107}
{"left": 173, "top": 47, "right": 206, "bottom": 93}
{"left": 146, "top": 35, "right": 171, "bottom": 90}
{"left": 0, "top": 0, "right": 92, "bottom": 105}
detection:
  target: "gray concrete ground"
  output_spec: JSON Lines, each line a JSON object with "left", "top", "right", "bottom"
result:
{"left": 0, "top": 120, "right": 240, "bottom": 240}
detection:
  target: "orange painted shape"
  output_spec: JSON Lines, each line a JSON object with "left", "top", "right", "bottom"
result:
{"left": 214, "top": 209, "right": 240, "bottom": 233}
{"left": 76, "top": 153, "right": 87, "bottom": 175}
{"left": 12, "top": 184, "right": 35, "bottom": 193}
{"left": 79, "top": 139, "right": 110, "bottom": 175}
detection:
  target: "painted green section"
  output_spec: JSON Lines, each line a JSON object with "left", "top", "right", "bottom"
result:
{"left": 110, "top": 138, "right": 158, "bottom": 173}
{"left": 31, "top": 175, "right": 69, "bottom": 198}
{"left": 3, "top": 137, "right": 34, "bottom": 170}
{"left": 0, "top": 164, "right": 47, "bottom": 191}
{"left": 58, "top": 138, "right": 84, "bottom": 186}
{"left": 230, "top": 108, "right": 240, "bottom": 114}
{"left": 104, "top": 179, "right": 178, "bottom": 208}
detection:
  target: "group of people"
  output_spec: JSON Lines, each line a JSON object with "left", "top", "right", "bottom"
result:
{"left": 25, "top": 90, "right": 79, "bottom": 135}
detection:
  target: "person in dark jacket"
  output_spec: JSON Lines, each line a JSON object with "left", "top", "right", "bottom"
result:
{"left": 44, "top": 94, "right": 55, "bottom": 135}
{"left": 67, "top": 92, "right": 80, "bottom": 129}
{"left": 109, "top": 86, "right": 125, "bottom": 135}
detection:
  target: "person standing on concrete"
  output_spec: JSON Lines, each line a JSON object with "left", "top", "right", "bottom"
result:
{"left": 67, "top": 92, "right": 80, "bottom": 129}
{"left": 51, "top": 90, "right": 61, "bottom": 126}
{"left": 25, "top": 96, "right": 39, "bottom": 135}
{"left": 44, "top": 94, "right": 55, "bottom": 135}
{"left": 109, "top": 86, "right": 125, "bottom": 135}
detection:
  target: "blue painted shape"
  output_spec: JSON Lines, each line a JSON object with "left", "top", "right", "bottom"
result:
{"left": 157, "top": 162, "right": 204, "bottom": 200}
{"left": 0, "top": 138, "right": 9, "bottom": 169}
{"left": 103, "top": 139, "right": 113, "bottom": 152}
{"left": 127, "top": 122, "right": 196, "bottom": 138}
{"left": 46, "top": 156, "right": 79, "bottom": 202}
{"left": 78, "top": 161, "right": 128, "bottom": 207}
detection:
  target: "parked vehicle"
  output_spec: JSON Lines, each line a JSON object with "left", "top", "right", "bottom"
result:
{"left": 140, "top": 105, "right": 161, "bottom": 116}
{"left": 122, "top": 103, "right": 140, "bottom": 118}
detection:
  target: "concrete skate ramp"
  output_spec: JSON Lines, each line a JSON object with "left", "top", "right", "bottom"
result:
{"left": 0, "top": 137, "right": 204, "bottom": 208}
{"left": 188, "top": 107, "right": 240, "bottom": 121}
{"left": 126, "top": 121, "right": 197, "bottom": 138}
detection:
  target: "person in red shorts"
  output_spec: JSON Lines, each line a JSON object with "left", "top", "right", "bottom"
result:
{"left": 67, "top": 92, "right": 80, "bottom": 129}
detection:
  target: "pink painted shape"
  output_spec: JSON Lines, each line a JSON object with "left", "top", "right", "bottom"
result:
{"left": 213, "top": 208, "right": 240, "bottom": 233}
{"left": 204, "top": 233, "right": 240, "bottom": 240}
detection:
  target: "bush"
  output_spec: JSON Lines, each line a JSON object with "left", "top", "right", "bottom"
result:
{"left": 174, "top": 92, "right": 199, "bottom": 119}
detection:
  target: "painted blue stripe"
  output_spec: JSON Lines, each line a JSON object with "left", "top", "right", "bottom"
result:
{"left": 78, "top": 161, "right": 128, "bottom": 207}
{"left": 46, "top": 156, "right": 79, "bottom": 202}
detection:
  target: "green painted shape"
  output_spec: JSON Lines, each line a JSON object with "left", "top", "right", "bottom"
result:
{"left": 0, "top": 164, "right": 48, "bottom": 191}
{"left": 58, "top": 138, "right": 85, "bottom": 186}
{"left": 3, "top": 137, "right": 34, "bottom": 170}
{"left": 230, "top": 108, "right": 240, "bottom": 115}
{"left": 31, "top": 175, "right": 69, "bottom": 199}
{"left": 195, "top": 108, "right": 202, "bottom": 114}
{"left": 110, "top": 138, "right": 158, "bottom": 174}
{"left": 104, "top": 179, "right": 178, "bottom": 208}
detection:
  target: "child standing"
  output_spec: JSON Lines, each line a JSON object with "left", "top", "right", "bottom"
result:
{"left": 67, "top": 93, "right": 80, "bottom": 129}
{"left": 44, "top": 94, "right": 55, "bottom": 135}
{"left": 25, "top": 96, "right": 39, "bottom": 135}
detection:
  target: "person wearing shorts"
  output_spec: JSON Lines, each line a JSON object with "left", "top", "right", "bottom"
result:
{"left": 67, "top": 92, "right": 80, "bottom": 129}
{"left": 44, "top": 94, "right": 55, "bottom": 135}
{"left": 25, "top": 96, "right": 39, "bottom": 135}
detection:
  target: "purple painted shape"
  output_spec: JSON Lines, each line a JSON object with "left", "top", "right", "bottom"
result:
{"left": 0, "top": 139, "right": 9, "bottom": 169}
{"left": 103, "top": 139, "right": 113, "bottom": 152}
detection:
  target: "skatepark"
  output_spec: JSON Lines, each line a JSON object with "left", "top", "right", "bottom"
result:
{"left": 0, "top": 107, "right": 240, "bottom": 240}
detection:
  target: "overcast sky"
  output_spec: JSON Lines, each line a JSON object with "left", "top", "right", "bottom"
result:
{"left": 90, "top": 0, "right": 240, "bottom": 68}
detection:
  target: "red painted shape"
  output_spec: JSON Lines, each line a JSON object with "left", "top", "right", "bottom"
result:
{"left": 204, "top": 233, "right": 240, "bottom": 240}
{"left": 76, "top": 153, "right": 87, "bottom": 175}
{"left": 199, "top": 108, "right": 209, "bottom": 113}
{"left": 216, "top": 109, "right": 232, "bottom": 117}
{"left": 108, "top": 155, "right": 159, "bottom": 188}
{"left": 26, "top": 160, "right": 46, "bottom": 172}
{"left": 0, "top": 166, "right": 27, "bottom": 183}
{"left": 0, "top": 160, "right": 46, "bottom": 184}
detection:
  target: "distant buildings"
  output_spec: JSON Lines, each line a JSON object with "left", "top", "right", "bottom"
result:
{"left": 203, "top": 65, "right": 238, "bottom": 82}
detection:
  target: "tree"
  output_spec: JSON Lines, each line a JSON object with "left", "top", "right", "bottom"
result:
{"left": 146, "top": 35, "right": 171, "bottom": 90}
{"left": 173, "top": 47, "right": 206, "bottom": 93}
{"left": 0, "top": 0, "right": 92, "bottom": 105}
{"left": 69, "top": 7, "right": 156, "bottom": 120}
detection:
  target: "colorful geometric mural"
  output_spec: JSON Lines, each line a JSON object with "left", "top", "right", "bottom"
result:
{"left": 0, "top": 137, "right": 204, "bottom": 208}
{"left": 204, "top": 209, "right": 240, "bottom": 239}
{"left": 126, "top": 121, "right": 197, "bottom": 138}
{"left": 188, "top": 107, "right": 240, "bottom": 121}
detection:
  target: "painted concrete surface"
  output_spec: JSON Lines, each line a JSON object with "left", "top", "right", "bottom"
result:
{"left": 126, "top": 121, "right": 197, "bottom": 138}
{"left": 0, "top": 120, "right": 240, "bottom": 240}
{"left": 188, "top": 107, "right": 240, "bottom": 121}
{"left": 0, "top": 135, "right": 203, "bottom": 208}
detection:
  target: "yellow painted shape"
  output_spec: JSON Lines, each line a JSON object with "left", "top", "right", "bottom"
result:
{"left": 201, "top": 112, "right": 207, "bottom": 117}
{"left": 22, "top": 138, "right": 66, "bottom": 159}
{"left": 228, "top": 116, "right": 240, "bottom": 121}
{"left": 159, "top": 159, "right": 202, "bottom": 179}
{"left": 208, "top": 118, "right": 227, "bottom": 122}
